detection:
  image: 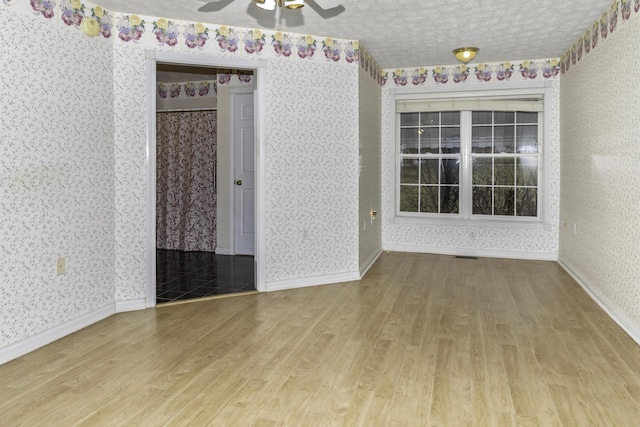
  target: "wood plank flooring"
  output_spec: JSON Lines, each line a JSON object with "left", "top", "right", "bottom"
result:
{"left": 1, "top": 252, "right": 640, "bottom": 426}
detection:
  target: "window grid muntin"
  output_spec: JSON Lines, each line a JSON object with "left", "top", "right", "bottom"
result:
{"left": 399, "top": 111, "right": 460, "bottom": 214}
{"left": 470, "top": 111, "right": 540, "bottom": 218}
{"left": 398, "top": 109, "right": 542, "bottom": 220}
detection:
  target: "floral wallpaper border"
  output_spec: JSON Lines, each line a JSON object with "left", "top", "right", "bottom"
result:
{"left": 382, "top": 59, "right": 561, "bottom": 88}
{"left": 5, "top": 0, "right": 637, "bottom": 84}
{"left": 157, "top": 80, "right": 215, "bottom": 100}
{"left": 1, "top": 0, "right": 385, "bottom": 85}
{"left": 561, "top": 0, "right": 640, "bottom": 74}
{"left": 156, "top": 75, "right": 253, "bottom": 100}
{"left": 14, "top": 0, "right": 114, "bottom": 39}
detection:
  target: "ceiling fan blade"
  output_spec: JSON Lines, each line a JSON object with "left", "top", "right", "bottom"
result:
{"left": 304, "top": 0, "right": 345, "bottom": 18}
{"left": 198, "top": 0, "right": 235, "bottom": 13}
{"left": 255, "top": 0, "right": 277, "bottom": 11}
{"left": 311, "top": 0, "right": 343, "bottom": 9}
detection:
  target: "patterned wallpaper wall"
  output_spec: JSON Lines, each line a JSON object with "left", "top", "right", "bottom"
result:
{"left": 561, "top": 0, "right": 640, "bottom": 75}
{"left": 380, "top": 66, "right": 561, "bottom": 259}
{"left": 264, "top": 60, "right": 360, "bottom": 282}
{"left": 109, "top": 24, "right": 361, "bottom": 292}
{"left": 358, "top": 67, "right": 382, "bottom": 272}
{"left": 559, "top": 13, "right": 640, "bottom": 332}
{"left": 0, "top": 9, "right": 115, "bottom": 348}
{"left": 1, "top": 1, "right": 365, "bottom": 309}
{"left": 113, "top": 44, "right": 148, "bottom": 302}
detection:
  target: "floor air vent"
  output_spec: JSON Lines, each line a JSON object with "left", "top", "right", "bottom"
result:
{"left": 455, "top": 255, "right": 479, "bottom": 260}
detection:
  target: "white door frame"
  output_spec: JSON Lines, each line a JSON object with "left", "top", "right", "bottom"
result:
{"left": 145, "top": 50, "right": 267, "bottom": 307}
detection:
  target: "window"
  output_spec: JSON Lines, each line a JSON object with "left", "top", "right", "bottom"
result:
{"left": 396, "top": 91, "right": 545, "bottom": 224}
{"left": 471, "top": 111, "right": 539, "bottom": 217}
{"left": 399, "top": 112, "right": 461, "bottom": 214}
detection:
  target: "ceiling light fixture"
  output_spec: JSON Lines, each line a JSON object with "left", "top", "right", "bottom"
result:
{"left": 452, "top": 47, "right": 479, "bottom": 63}
{"left": 284, "top": 0, "right": 304, "bottom": 8}
{"left": 255, "top": 0, "right": 304, "bottom": 10}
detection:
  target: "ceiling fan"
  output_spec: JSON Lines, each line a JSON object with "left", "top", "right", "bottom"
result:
{"left": 198, "top": 0, "right": 346, "bottom": 19}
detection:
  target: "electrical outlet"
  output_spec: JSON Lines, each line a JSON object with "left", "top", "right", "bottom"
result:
{"left": 56, "top": 257, "right": 65, "bottom": 275}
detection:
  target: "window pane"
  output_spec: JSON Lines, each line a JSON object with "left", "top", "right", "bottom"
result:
{"left": 472, "top": 157, "right": 493, "bottom": 185}
{"left": 400, "top": 159, "right": 420, "bottom": 184}
{"left": 420, "top": 112, "right": 439, "bottom": 126}
{"left": 420, "top": 159, "right": 439, "bottom": 185}
{"left": 472, "top": 126, "right": 492, "bottom": 153}
{"left": 516, "top": 112, "right": 538, "bottom": 123}
{"left": 441, "top": 128, "right": 460, "bottom": 153}
{"left": 399, "top": 108, "right": 541, "bottom": 221}
{"left": 421, "top": 128, "right": 439, "bottom": 154}
{"left": 494, "top": 111, "right": 514, "bottom": 124}
{"left": 401, "top": 113, "right": 420, "bottom": 126}
{"left": 494, "top": 157, "right": 515, "bottom": 185}
{"left": 473, "top": 187, "right": 492, "bottom": 215}
{"left": 494, "top": 126, "right": 514, "bottom": 153}
{"left": 516, "top": 188, "right": 538, "bottom": 216}
{"left": 400, "top": 128, "right": 419, "bottom": 153}
{"left": 420, "top": 186, "right": 438, "bottom": 213}
{"left": 472, "top": 111, "right": 492, "bottom": 124}
{"left": 516, "top": 157, "right": 538, "bottom": 186}
{"left": 441, "top": 112, "right": 460, "bottom": 125}
{"left": 400, "top": 185, "right": 419, "bottom": 212}
{"left": 441, "top": 159, "right": 459, "bottom": 184}
{"left": 494, "top": 187, "right": 515, "bottom": 216}
{"left": 516, "top": 125, "right": 538, "bottom": 153}
{"left": 440, "top": 186, "right": 459, "bottom": 214}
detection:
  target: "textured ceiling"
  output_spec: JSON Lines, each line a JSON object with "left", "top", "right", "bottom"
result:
{"left": 97, "top": 0, "right": 614, "bottom": 68}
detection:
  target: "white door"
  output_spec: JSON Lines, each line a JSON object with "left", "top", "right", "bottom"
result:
{"left": 233, "top": 91, "right": 255, "bottom": 255}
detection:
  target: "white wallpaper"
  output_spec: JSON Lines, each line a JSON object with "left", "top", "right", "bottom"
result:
{"left": 0, "top": 9, "right": 115, "bottom": 347}
{"left": 264, "top": 61, "right": 360, "bottom": 282}
{"left": 113, "top": 44, "right": 149, "bottom": 301}
{"left": 358, "top": 66, "right": 382, "bottom": 272}
{"left": 559, "top": 14, "right": 640, "bottom": 331}
{"left": 381, "top": 73, "right": 561, "bottom": 259}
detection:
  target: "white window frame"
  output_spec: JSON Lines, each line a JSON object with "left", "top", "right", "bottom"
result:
{"left": 390, "top": 82, "right": 553, "bottom": 230}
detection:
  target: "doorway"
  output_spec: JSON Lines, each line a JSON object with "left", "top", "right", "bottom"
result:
{"left": 146, "top": 53, "right": 265, "bottom": 306}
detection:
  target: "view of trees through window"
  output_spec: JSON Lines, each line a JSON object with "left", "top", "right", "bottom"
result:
{"left": 399, "top": 111, "right": 460, "bottom": 214}
{"left": 399, "top": 110, "right": 539, "bottom": 218}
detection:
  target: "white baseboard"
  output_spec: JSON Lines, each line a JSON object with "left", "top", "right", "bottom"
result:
{"left": 0, "top": 304, "right": 115, "bottom": 366}
{"left": 360, "top": 248, "right": 383, "bottom": 278}
{"left": 116, "top": 298, "right": 147, "bottom": 313}
{"left": 266, "top": 271, "right": 361, "bottom": 292}
{"left": 558, "top": 259, "right": 640, "bottom": 346}
{"left": 383, "top": 244, "right": 558, "bottom": 261}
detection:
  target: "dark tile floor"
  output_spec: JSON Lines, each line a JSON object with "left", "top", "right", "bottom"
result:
{"left": 156, "top": 249, "right": 255, "bottom": 304}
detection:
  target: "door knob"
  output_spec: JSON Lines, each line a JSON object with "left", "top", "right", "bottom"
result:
{"left": 235, "top": 180, "right": 242, "bottom": 186}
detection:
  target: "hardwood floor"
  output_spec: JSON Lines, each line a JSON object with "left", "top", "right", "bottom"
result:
{"left": 1, "top": 252, "right": 640, "bottom": 426}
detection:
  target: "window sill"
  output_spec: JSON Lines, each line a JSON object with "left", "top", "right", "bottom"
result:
{"left": 391, "top": 215, "right": 549, "bottom": 230}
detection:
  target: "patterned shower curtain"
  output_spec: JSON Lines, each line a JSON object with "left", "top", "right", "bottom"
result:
{"left": 156, "top": 110, "right": 217, "bottom": 252}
